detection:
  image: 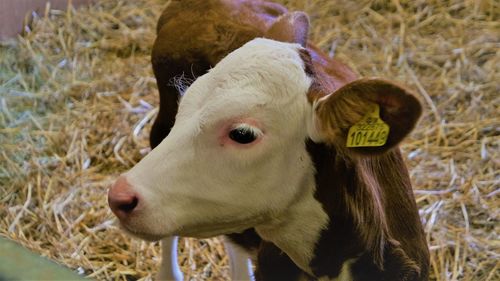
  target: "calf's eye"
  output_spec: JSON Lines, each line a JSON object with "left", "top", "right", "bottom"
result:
{"left": 229, "top": 127, "right": 257, "bottom": 144}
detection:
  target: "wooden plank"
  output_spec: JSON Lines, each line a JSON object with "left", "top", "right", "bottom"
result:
{"left": 0, "top": 0, "right": 93, "bottom": 40}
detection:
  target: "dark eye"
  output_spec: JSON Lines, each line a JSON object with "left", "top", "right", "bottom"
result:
{"left": 229, "top": 127, "right": 257, "bottom": 144}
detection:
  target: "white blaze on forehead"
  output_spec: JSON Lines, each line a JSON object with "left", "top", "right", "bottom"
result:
{"left": 176, "top": 38, "right": 313, "bottom": 127}
{"left": 209, "top": 38, "right": 309, "bottom": 88}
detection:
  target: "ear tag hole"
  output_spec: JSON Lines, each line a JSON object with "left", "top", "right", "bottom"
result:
{"left": 346, "top": 104, "right": 390, "bottom": 147}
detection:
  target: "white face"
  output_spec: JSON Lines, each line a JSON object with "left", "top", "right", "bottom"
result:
{"left": 121, "top": 38, "right": 315, "bottom": 240}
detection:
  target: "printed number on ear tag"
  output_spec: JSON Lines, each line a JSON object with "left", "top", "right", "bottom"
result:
{"left": 346, "top": 104, "right": 390, "bottom": 147}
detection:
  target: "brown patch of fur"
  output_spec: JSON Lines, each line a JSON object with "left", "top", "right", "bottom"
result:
{"left": 264, "top": 12, "right": 309, "bottom": 47}
{"left": 150, "top": 0, "right": 287, "bottom": 147}
{"left": 308, "top": 142, "right": 429, "bottom": 280}
{"left": 298, "top": 48, "right": 427, "bottom": 279}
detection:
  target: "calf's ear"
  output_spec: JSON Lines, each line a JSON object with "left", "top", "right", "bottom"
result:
{"left": 310, "top": 78, "right": 422, "bottom": 155}
{"left": 265, "top": 11, "right": 309, "bottom": 47}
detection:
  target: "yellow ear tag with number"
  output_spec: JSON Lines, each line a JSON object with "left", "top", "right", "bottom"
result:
{"left": 346, "top": 104, "right": 390, "bottom": 147}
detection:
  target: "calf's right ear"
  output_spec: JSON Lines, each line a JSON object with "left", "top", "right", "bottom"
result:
{"left": 264, "top": 11, "right": 309, "bottom": 47}
{"left": 309, "top": 78, "right": 422, "bottom": 155}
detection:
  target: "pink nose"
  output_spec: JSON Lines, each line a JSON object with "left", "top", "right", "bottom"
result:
{"left": 108, "top": 176, "right": 139, "bottom": 220}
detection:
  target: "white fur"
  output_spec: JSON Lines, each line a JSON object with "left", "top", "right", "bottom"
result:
{"left": 330, "top": 259, "right": 356, "bottom": 281}
{"left": 120, "top": 38, "right": 329, "bottom": 274}
{"left": 307, "top": 99, "right": 326, "bottom": 143}
{"left": 311, "top": 260, "right": 355, "bottom": 281}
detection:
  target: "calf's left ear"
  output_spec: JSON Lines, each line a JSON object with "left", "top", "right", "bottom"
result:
{"left": 310, "top": 78, "right": 422, "bottom": 155}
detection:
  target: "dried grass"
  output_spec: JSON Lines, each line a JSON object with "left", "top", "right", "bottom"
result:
{"left": 0, "top": 0, "right": 498, "bottom": 280}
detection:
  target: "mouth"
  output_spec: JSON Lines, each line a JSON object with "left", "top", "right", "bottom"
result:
{"left": 119, "top": 223, "right": 166, "bottom": 242}
{"left": 119, "top": 217, "right": 266, "bottom": 242}
{"left": 172, "top": 215, "right": 266, "bottom": 238}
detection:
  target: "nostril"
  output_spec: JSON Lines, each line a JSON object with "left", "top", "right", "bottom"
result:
{"left": 109, "top": 177, "right": 141, "bottom": 218}
{"left": 118, "top": 196, "right": 139, "bottom": 213}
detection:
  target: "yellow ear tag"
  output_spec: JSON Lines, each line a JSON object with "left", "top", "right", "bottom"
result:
{"left": 346, "top": 104, "right": 390, "bottom": 147}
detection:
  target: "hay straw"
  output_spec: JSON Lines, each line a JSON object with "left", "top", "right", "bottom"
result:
{"left": 0, "top": 0, "right": 498, "bottom": 280}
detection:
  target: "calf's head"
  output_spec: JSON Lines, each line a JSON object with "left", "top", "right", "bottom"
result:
{"left": 108, "top": 30, "right": 421, "bottom": 242}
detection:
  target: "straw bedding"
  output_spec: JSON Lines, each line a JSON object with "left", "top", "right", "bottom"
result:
{"left": 0, "top": 0, "right": 498, "bottom": 280}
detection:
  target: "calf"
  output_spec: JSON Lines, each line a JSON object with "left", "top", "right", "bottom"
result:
{"left": 108, "top": 1, "right": 430, "bottom": 280}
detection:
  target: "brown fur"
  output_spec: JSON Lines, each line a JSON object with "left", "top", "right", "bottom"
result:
{"left": 150, "top": 1, "right": 429, "bottom": 280}
{"left": 307, "top": 142, "right": 429, "bottom": 280}
{"left": 151, "top": 0, "right": 282, "bottom": 147}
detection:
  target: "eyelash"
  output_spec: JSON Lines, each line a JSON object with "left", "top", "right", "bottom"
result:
{"left": 228, "top": 124, "right": 263, "bottom": 144}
